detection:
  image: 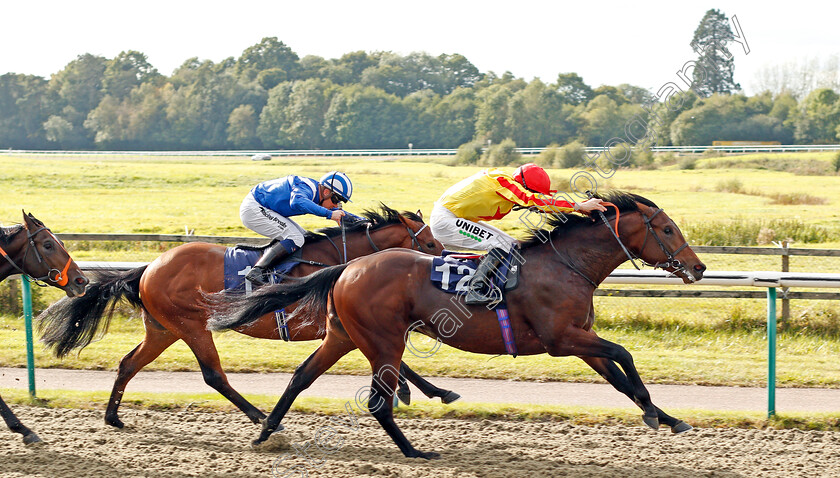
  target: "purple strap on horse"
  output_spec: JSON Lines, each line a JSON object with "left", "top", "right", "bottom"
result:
{"left": 492, "top": 249, "right": 518, "bottom": 357}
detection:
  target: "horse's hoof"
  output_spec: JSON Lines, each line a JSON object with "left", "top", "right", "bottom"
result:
{"left": 250, "top": 438, "right": 266, "bottom": 449}
{"left": 22, "top": 432, "right": 42, "bottom": 445}
{"left": 642, "top": 414, "right": 659, "bottom": 430}
{"left": 441, "top": 391, "right": 461, "bottom": 404}
{"left": 397, "top": 389, "right": 411, "bottom": 406}
{"left": 250, "top": 413, "right": 267, "bottom": 425}
{"left": 105, "top": 417, "right": 125, "bottom": 429}
{"left": 408, "top": 450, "right": 441, "bottom": 460}
{"left": 260, "top": 420, "right": 285, "bottom": 434}
{"left": 671, "top": 420, "right": 693, "bottom": 434}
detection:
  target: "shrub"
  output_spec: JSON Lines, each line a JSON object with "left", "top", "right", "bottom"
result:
{"left": 683, "top": 217, "right": 831, "bottom": 245}
{"left": 604, "top": 141, "right": 655, "bottom": 169}
{"left": 556, "top": 141, "right": 586, "bottom": 168}
{"left": 453, "top": 141, "right": 483, "bottom": 165}
{"left": 534, "top": 144, "right": 559, "bottom": 167}
{"left": 833, "top": 151, "right": 840, "bottom": 173}
{"left": 653, "top": 152, "right": 677, "bottom": 167}
{"left": 715, "top": 177, "right": 744, "bottom": 193}
{"left": 678, "top": 156, "right": 697, "bottom": 170}
{"left": 548, "top": 174, "right": 571, "bottom": 192}
{"left": 480, "top": 138, "right": 520, "bottom": 166}
{"left": 631, "top": 146, "right": 655, "bottom": 168}
{"left": 756, "top": 227, "right": 775, "bottom": 245}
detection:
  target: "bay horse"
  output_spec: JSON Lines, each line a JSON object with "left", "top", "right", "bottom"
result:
{"left": 208, "top": 192, "right": 707, "bottom": 458}
{"left": 1, "top": 211, "right": 88, "bottom": 444}
{"left": 37, "top": 206, "right": 457, "bottom": 430}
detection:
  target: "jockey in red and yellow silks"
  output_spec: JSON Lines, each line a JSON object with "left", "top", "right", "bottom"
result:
{"left": 430, "top": 164, "right": 606, "bottom": 252}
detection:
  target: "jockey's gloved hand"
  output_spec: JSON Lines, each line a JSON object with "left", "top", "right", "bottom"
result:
{"left": 341, "top": 211, "right": 366, "bottom": 223}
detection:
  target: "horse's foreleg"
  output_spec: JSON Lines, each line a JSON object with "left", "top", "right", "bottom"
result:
{"left": 181, "top": 329, "right": 266, "bottom": 424}
{"left": 367, "top": 356, "right": 439, "bottom": 460}
{"left": 0, "top": 395, "right": 40, "bottom": 444}
{"left": 398, "top": 362, "right": 460, "bottom": 405}
{"left": 105, "top": 321, "right": 178, "bottom": 428}
{"left": 579, "top": 356, "right": 691, "bottom": 433}
{"left": 254, "top": 332, "right": 356, "bottom": 446}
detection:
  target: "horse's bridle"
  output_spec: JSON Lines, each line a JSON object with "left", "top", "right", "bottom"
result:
{"left": 598, "top": 206, "right": 690, "bottom": 277}
{"left": 637, "top": 208, "right": 689, "bottom": 272}
{"left": 537, "top": 202, "right": 694, "bottom": 288}
{"left": 364, "top": 221, "right": 429, "bottom": 254}
{"left": 320, "top": 220, "right": 431, "bottom": 265}
{"left": 0, "top": 225, "right": 73, "bottom": 287}
{"left": 405, "top": 222, "right": 429, "bottom": 252}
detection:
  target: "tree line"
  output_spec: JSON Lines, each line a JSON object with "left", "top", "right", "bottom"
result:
{"left": 2, "top": 35, "right": 839, "bottom": 151}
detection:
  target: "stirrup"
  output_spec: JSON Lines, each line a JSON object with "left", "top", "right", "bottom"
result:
{"left": 245, "top": 266, "right": 267, "bottom": 285}
{"left": 464, "top": 278, "right": 502, "bottom": 305}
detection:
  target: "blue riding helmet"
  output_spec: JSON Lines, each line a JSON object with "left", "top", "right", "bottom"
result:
{"left": 319, "top": 171, "right": 353, "bottom": 203}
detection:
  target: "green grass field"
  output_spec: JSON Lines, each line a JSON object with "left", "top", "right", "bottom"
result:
{"left": 1, "top": 152, "right": 839, "bottom": 391}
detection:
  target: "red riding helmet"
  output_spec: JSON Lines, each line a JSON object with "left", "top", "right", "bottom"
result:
{"left": 513, "top": 163, "right": 555, "bottom": 195}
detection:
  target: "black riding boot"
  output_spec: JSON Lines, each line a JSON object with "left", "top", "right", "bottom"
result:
{"left": 246, "top": 240, "right": 296, "bottom": 286}
{"left": 464, "top": 248, "right": 505, "bottom": 305}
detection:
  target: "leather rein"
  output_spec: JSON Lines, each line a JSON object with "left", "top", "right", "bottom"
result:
{"left": 550, "top": 202, "right": 690, "bottom": 288}
{"left": 312, "top": 219, "right": 431, "bottom": 266}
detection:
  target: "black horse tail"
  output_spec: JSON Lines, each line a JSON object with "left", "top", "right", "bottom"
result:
{"left": 37, "top": 266, "right": 147, "bottom": 358}
{"left": 206, "top": 263, "right": 349, "bottom": 332}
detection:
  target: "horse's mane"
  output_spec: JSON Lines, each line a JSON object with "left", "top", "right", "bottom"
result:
{"left": 520, "top": 191, "right": 657, "bottom": 248}
{"left": 0, "top": 224, "right": 24, "bottom": 245}
{"left": 302, "top": 203, "right": 423, "bottom": 246}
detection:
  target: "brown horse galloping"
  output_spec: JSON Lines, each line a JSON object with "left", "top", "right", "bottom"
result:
{"left": 1, "top": 212, "right": 88, "bottom": 444}
{"left": 37, "top": 206, "right": 456, "bottom": 429}
{"left": 209, "top": 192, "right": 707, "bottom": 458}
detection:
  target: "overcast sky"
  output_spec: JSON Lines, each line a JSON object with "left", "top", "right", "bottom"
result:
{"left": 1, "top": 0, "right": 836, "bottom": 95}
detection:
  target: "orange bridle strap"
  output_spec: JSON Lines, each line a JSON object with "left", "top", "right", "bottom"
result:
{"left": 54, "top": 255, "right": 72, "bottom": 286}
{"left": 600, "top": 202, "right": 620, "bottom": 237}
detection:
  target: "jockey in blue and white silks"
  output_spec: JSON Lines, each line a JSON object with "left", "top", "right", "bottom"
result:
{"left": 240, "top": 171, "right": 354, "bottom": 285}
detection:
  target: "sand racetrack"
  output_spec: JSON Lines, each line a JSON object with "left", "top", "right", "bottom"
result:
{"left": 2, "top": 406, "right": 839, "bottom": 477}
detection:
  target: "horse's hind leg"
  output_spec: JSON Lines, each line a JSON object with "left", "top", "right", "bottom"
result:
{"left": 0, "top": 395, "right": 40, "bottom": 444}
{"left": 179, "top": 326, "right": 265, "bottom": 424}
{"left": 398, "top": 362, "right": 460, "bottom": 405}
{"left": 254, "top": 330, "right": 357, "bottom": 445}
{"left": 105, "top": 316, "right": 178, "bottom": 428}
{"left": 580, "top": 356, "right": 691, "bottom": 433}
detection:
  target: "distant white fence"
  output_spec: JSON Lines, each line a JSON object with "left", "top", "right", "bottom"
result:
{"left": 2, "top": 144, "right": 839, "bottom": 157}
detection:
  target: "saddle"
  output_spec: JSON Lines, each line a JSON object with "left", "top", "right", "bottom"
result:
{"left": 223, "top": 246, "right": 304, "bottom": 291}
{"left": 430, "top": 249, "right": 521, "bottom": 307}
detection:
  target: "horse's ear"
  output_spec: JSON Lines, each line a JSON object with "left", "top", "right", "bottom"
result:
{"left": 22, "top": 210, "right": 33, "bottom": 230}
{"left": 416, "top": 210, "right": 423, "bottom": 220}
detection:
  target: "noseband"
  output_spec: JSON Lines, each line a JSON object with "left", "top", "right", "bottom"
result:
{"left": 0, "top": 225, "right": 73, "bottom": 287}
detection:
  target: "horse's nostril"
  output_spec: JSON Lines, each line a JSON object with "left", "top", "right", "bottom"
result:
{"left": 694, "top": 264, "right": 706, "bottom": 272}
{"left": 76, "top": 277, "right": 89, "bottom": 285}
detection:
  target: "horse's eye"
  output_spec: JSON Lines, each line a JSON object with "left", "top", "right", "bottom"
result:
{"left": 43, "top": 241, "right": 53, "bottom": 250}
{"left": 426, "top": 242, "right": 436, "bottom": 249}
{"left": 663, "top": 227, "right": 672, "bottom": 235}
